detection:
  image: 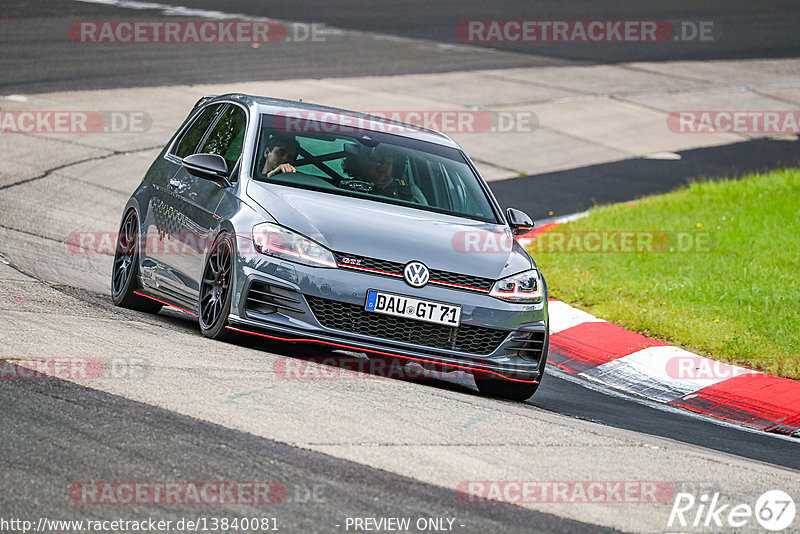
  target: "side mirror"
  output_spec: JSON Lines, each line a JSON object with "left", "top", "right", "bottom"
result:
{"left": 506, "top": 207, "right": 535, "bottom": 236}
{"left": 182, "top": 153, "right": 230, "bottom": 186}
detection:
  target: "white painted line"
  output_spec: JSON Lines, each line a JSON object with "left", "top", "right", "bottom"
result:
{"left": 71, "top": 0, "right": 489, "bottom": 54}
{"left": 548, "top": 300, "right": 604, "bottom": 334}
{"left": 643, "top": 152, "right": 682, "bottom": 160}
{"left": 75, "top": 0, "right": 261, "bottom": 20}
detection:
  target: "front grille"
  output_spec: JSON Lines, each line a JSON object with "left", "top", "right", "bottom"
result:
{"left": 336, "top": 253, "right": 404, "bottom": 276}
{"left": 245, "top": 280, "right": 305, "bottom": 317}
{"left": 508, "top": 330, "right": 546, "bottom": 362}
{"left": 334, "top": 252, "right": 494, "bottom": 293}
{"left": 429, "top": 268, "right": 493, "bottom": 291}
{"left": 306, "top": 296, "right": 510, "bottom": 355}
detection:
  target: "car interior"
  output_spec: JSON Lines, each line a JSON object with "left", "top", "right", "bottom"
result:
{"left": 253, "top": 126, "right": 498, "bottom": 222}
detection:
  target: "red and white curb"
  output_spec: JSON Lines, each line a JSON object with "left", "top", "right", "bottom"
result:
{"left": 515, "top": 215, "right": 800, "bottom": 438}
{"left": 546, "top": 298, "right": 800, "bottom": 438}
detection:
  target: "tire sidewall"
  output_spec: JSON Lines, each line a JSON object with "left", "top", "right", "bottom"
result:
{"left": 111, "top": 209, "right": 140, "bottom": 306}
{"left": 199, "top": 231, "right": 235, "bottom": 339}
{"left": 474, "top": 368, "right": 540, "bottom": 401}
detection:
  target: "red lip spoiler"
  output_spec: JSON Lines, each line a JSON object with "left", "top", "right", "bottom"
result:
{"left": 133, "top": 290, "right": 538, "bottom": 384}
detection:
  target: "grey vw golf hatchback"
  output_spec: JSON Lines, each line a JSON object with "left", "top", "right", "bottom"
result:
{"left": 112, "top": 94, "right": 548, "bottom": 400}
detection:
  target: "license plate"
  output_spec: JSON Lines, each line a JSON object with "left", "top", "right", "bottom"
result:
{"left": 365, "top": 290, "right": 461, "bottom": 327}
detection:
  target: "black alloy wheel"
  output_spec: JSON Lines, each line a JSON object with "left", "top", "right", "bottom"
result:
{"left": 199, "top": 232, "right": 234, "bottom": 340}
{"left": 111, "top": 209, "right": 162, "bottom": 313}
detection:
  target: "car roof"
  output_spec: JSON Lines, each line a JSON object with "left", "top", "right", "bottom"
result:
{"left": 205, "top": 93, "right": 462, "bottom": 149}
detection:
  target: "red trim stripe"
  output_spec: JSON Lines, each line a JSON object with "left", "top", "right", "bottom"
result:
{"left": 337, "top": 263, "right": 403, "bottom": 277}
{"left": 429, "top": 279, "right": 489, "bottom": 293}
{"left": 134, "top": 289, "right": 534, "bottom": 383}
{"left": 133, "top": 290, "right": 198, "bottom": 317}
{"left": 225, "top": 325, "right": 537, "bottom": 384}
{"left": 338, "top": 264, "right": 489, "bottom": 293}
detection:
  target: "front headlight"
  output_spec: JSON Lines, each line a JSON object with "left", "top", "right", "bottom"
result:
{"left": 252, "top": 223, "right": 337, "bottom": 268}
{"left": 490, "top": 269, "right": 543, "bottom": 303}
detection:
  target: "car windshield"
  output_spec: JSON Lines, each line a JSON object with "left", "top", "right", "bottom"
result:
{"left": 252, "top": 113, "right": 499, "bottom": 223}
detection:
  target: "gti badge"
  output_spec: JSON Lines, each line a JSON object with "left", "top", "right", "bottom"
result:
{"left": 403, "top": 261, "right": 430, "bottom": 287}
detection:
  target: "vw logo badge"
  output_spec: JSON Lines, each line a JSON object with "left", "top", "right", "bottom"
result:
{"left": 403, "top": 261, "right": 430, "bottom": 288}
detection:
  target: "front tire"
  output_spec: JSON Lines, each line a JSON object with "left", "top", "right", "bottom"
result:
{"left": 199, "top": 232, "right": 234, "bottom": 340}
{"left": 111, "top": 209, "right": 162, "bottom": 313}
{"left": 475, "top": 374, "right": 540, "bottom": 401}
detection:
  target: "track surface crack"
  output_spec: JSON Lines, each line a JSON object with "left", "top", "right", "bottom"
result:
{"left": 0, "top": 145, "right": 161, "bottom": 191}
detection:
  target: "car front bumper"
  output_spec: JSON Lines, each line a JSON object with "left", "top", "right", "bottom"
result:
{"left": 230, "top": 260, "right": 549, "bottom": 382}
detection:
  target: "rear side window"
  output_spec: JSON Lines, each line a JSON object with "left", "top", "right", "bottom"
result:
{"left": 174, "top": 104, "right": 224, "bottom": 159}
{"left": 199, "top": 105, "right": 247, "bottom": 172}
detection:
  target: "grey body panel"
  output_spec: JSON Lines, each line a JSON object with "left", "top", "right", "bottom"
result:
{"left": 126, "top": 94, "right": 549, "bottom": 381}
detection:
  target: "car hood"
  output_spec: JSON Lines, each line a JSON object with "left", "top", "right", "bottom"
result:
{"left": 246, "top": 181, "right": 533, "bottom": 280}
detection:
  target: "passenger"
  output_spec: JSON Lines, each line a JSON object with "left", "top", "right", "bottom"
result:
{"left": 261, "top": 133, "right": 300, "bottom": 177}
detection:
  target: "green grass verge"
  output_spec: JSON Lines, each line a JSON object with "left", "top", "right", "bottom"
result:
{"left": 530, "top": 168, "right": 799, "bottom": 379}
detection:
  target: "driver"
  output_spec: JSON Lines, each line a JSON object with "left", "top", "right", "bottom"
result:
{"left": 343, "top": 146, "right": 427, "bottom": 205}
{"left": 261, "top": 133, "right": 300, "bottom": 177}
{"left": 365, "top": 148, "right": 427, "bottom": 205}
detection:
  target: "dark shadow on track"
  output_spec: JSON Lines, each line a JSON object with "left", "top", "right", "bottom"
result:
{"left": 530, "top": 370, "right": 800, "bottom": 471}
{"left": 490, "top": 138, "right": 800, "bottom": 221}
{"left": 146, "top": 0, "right": 800, "bottom": 63}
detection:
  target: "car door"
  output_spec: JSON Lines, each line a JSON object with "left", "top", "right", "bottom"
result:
{"left": 155, "top": 103, "right": 248, "bottom": 301}
{"left": 142, "top": 102, "right": 224, "bottom": 297}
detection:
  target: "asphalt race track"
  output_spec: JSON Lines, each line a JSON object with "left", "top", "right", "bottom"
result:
{"left": 492, "top": 137, "right": 800, "bottom": 220}
{"left": 1, "top": 2, "right": 799, "bottom": 533}
{"left": 2, "top": 367, "right": 611, "bottom": 533}
{"left": 3, "top": 0, "right": 800, "bottom": 93}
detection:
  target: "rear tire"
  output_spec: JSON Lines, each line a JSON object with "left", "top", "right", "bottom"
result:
{"left": 111, "top": 209, "right": 162, "bottom": 313}
{"left": 199, "top": 232, "right": 234, "bottom": 341}
{"left": 475, "top": 374, "right": 540, "bottom": 401}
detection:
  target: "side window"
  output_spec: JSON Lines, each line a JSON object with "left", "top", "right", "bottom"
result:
{"left": 427, "top": 160, "right": 451, "bottom": 211}
{"left": 174, "top": 104, "right": 224, "bottom": 159}
{"left": 199, "top": 105, "right": 247, "bottom": 173}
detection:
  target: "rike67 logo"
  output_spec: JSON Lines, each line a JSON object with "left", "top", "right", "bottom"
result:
{"left": 668, "top": 490, "right": 796, "bottom": 531}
